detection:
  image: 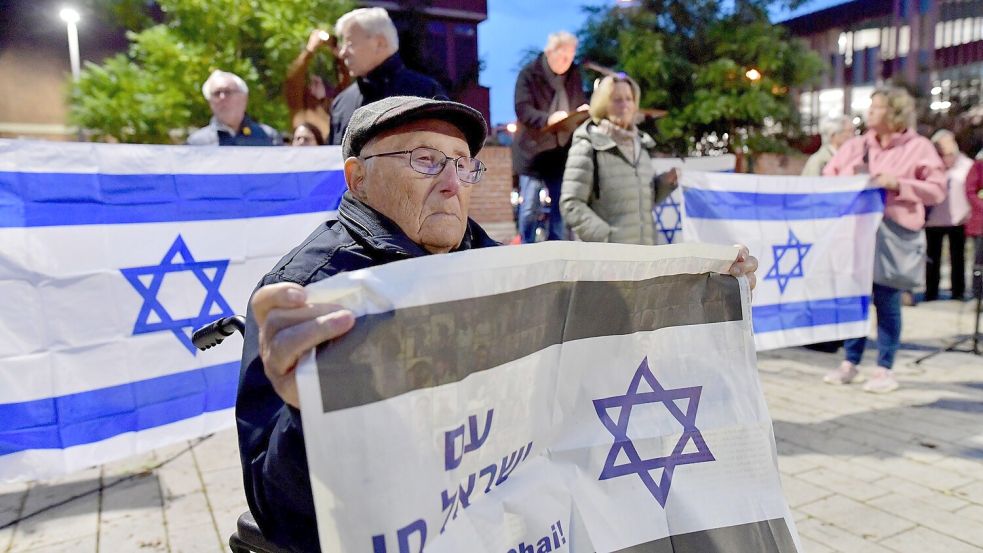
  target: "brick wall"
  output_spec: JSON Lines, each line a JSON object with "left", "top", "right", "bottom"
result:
{"left": 472, "top": 146, "right": 517, "bottom": 243}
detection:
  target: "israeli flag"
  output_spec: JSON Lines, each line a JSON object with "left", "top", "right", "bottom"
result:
{"left": 680, "top": 171, "right": 884, "bottom": 351}
{"left": 297, "top": 242, "right": 801, "bottom": 552}
{"left": 0, "top": 139, "right": 345, "bottom": 480}
{"left": 651, "top": 154, "right": 736, "bottom": 245}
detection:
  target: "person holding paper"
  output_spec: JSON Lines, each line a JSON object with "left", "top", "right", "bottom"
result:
{"left": 559, "top": 73, "right": 677, "bottom": 244}
{"left": 236, "top": 96, "right": 759, "bottom": 552}
{"left": 512, "top": 31, "right": 589, "bottom": 243}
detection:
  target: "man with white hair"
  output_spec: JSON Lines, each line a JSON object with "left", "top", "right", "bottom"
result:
{"left": 328, "top": 7, "right": 446, "bottom": 145}
{"left": 512, "top": 31, "right": 589, "bottom": 243}
{"left": 801, "top": 115, "right": 855, "bottom": 176}
{"left": 187, "top": 70, "right": 282, "bottom": 146}
{"left": 925, "top": 129, "right": 973, "bottom": 300}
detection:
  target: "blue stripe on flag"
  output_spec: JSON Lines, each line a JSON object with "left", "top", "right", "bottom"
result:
{"left": 683, "top": 188, "right": 885, "bottom": 220}
{"left": 752, "top": 295, "right": 871, "bottom": 334}
{"left": 0, "top": 170, "right": 346, "bottom": 227}
{"left": 0, "top": 362, "right": 238, "bottom": 455}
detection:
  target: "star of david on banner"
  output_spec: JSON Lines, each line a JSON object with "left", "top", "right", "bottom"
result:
{"left": 764, "top": 229, "right": 812, "bottom": 294}
{"left": 120, "top": 235, "right": 235, "bottom": 354}
{"left": 593, "top": 357, "right": 715, "bottom": 507}
{"left": 653, "top": 192, "right": 683, "bottom": 244}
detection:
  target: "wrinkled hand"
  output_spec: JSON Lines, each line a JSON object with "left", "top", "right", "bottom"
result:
{"left": 306, "top": 29, "right": 330, "bottom": 53}
{"left": 547, "top": 110, "right": 569, "bottom": 126}
{"left": 252, "top": 282, "right": 355, "bottom": 409}
{"left": 728, "top": 245, "right": 758, "bottom": 292}
{"left": 576, "top": 103, "right": 590, "bottom": 112}
{"left": 873, "top": 173, "right": 899, "bottom": 191}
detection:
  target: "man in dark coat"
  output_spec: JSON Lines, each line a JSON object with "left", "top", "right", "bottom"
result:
{"left": 236, "top": 96, "right": 493, "bottom": 552}
{"left": 328, "top": 7, "right": 447, "bottom": 145}
{"left": 512, "top": 31, "right": 589, "bottom": 243}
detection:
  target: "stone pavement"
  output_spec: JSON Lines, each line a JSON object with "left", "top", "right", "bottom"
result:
{"left": 0, "top": 299, "right": 980, "bottom": 552}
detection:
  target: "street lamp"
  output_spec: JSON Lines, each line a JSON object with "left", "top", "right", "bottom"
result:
{"left": 59, "top": 8, "right": 81, "bottom": 82}
{"left": 745, "top": 68, "right": 762, "bottom": 82}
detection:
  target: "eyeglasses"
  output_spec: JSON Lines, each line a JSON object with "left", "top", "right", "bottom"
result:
{"left": 362, "top": 146, "right": 486, "bottom": 184}
{"left": 209, "top": 87, "right": 242, "bottom": 99}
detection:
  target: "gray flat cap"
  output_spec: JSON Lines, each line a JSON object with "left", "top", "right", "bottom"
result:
{"left": 341, "top": 96, "right": 488, "bottom": 159}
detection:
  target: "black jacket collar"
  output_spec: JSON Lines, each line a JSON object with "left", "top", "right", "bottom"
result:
{"left": 357, "top": 53, "right": 405, "bottom": 97}
{"left": 336, "top": 193, "right": 497, "bottom": 259}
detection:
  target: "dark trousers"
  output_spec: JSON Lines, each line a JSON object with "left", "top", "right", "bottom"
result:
{"left": 925, "top": 225, "right": 966, "bottom": 300}
{"left": 844, "top": 283, "right": 903, "bottom": 369}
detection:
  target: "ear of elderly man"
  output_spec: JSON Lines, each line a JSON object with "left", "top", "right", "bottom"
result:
{"left": 187, "top": 70, "right": 283, "bottom": 146}
{"left": 233, "top": 96, "right": 759, "bottom": 552}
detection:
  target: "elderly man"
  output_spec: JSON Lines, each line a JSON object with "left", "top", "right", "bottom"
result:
{"left": 925, "top": 130, "right": 974, "bottom": 300}
{"left": 512, "top": 31, "right": 589, "bottom": 243}
{"left": 236, "top": 96, "right": 758, "bottom": 552}
{"left": 801, "top": 115, "right": 855, "bottom": 176}
{"left": 187, "top": 70, "right": 282, "bottom": 146}
{"left": 328, "top": 7, "right": 446, "bottom": 145}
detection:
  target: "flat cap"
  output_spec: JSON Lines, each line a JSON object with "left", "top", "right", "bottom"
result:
{"left": 341, "top": 96, "right": 488, "bottom": 159}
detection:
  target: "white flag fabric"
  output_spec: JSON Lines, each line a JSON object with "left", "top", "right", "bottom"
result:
{"left": 680, "top": 171, "right": 884, "bottom": 351}
{"left": 0, "top": 139, "right": 344, "bottom": 480}
{"left": 297, "top": 241, "right": 801, "bottom": 553}
{"left": 651, "top": 155, "right": 736, "bottom": 245}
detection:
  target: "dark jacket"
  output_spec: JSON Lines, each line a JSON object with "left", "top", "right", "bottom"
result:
{"left": 328, "top": 53, "right": 447, "bottom": 145}
{"left": 511, "top": 53, "right": 588, "bottom": 179}
{"left": 966, "top": 160, "right": 983, "bottom": 237}
{"left": 236, "top": 193, "right": 498, "bottom": 553}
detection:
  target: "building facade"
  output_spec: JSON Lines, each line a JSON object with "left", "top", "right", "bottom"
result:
{"left": 784, "top": 0, "right": 983, "bottom": 130}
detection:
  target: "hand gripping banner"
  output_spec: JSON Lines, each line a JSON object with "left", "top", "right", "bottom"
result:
{"left": 296, "top": 242, "right": 802, "bottom": 553}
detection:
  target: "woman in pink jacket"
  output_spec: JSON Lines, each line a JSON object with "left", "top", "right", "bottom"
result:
{"left": 822, "top": 87, "right": 946, "bottom": 393}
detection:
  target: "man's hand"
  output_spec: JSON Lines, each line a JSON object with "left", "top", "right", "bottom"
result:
{"left": 663, "top": 168, "right": 679, "bottom": 188}
{"left": 252, "top": 282, "right": 355, "bottom": 409}
{"left": 728, "top": 245, "right": 758, "bottom": 292}
{"left": 873, "top": 173, "right": 899, "bottom": 191}
{"left": 546, "top": 110, "right": 569, "bottom": 126}
{"left": 306, "top": 29, "right": 330, "bottom": 54}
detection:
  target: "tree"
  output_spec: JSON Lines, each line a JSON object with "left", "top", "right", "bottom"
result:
{"left": 70, "top": 0, "right": 352, "bottom": 143}
{"left": 577, "top": 0, "right": 824, "bottom": 157}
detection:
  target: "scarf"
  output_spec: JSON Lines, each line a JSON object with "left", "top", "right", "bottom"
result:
{"left": 596, "top": 118, "right": 640, "bottom": 162}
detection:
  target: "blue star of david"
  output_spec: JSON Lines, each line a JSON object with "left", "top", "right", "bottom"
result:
{"left": 764, "top": 229, "right": 812, "bottom": 294}
{"left": 120, "top": 235, "right": 234, "bottom": 354}
{"left": 593, "top": 357, "right": 714, "bottom": 507}
{"left": 653, "top": 192, "right": 683, "bottom": 243}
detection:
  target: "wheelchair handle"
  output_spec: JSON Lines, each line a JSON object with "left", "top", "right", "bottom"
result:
{"left": 192, "top": 316, "right": 246, "bottom": 351}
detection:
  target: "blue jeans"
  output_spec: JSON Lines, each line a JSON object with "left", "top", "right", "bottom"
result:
{"left": 844, "top": 283, "right": 903, "bottom": 370}
{"left": 518, "top": 174, "right": 565, "bottom": 243}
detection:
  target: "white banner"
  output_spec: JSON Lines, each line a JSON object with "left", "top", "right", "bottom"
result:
{"left": 680, "top": 171, "right": 884, "bottom": 351}
{"left": 0, "top": 139, "right": 345, "bottom": 480}
{"left": 297, "top": 241, "right": 801, "bottom": 553}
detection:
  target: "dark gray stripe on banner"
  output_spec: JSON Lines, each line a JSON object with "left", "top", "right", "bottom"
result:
{"left": 613, "top": 518, "right": 798, "bottom": 553}
{"left": 315, "top": 273, "right": 742, "bottom": 413}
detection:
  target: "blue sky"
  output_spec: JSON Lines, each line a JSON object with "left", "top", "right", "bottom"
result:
{"left": 478, "top": 0, "right": 848, "bottom": 125}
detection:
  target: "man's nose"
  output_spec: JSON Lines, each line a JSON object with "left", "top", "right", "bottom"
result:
{"left": 434, "top": 162, "right": 462, "bottom": 196}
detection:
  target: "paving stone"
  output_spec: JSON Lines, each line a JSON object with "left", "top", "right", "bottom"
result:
{"left": 878, "top": 526, "right": 983, "bottom": 553}
{"left": 867, "top": 493, "right": 983, "bottom": 546}
{"left": 797, "top": 468, "right": 889, "bottom": 502}
{"left": 780, "top": 474, "right": 833, "bottom": 507}
{"left": 797, "top": 495, "right": 915, "bottom": 541}
{"left": 165, "top": 521, "right": 224, "bottom": 553}
{"left": 794, "top": 516, "right": 898, "bottom": 553}
{"left": 954, "top": 504, "right": 983, "bottom": 524}
{"left": 871, "top": 475, "right": 970, "bottom": 512}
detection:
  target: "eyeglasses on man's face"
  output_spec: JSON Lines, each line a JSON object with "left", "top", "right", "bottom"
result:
{"left": 361, "top": 146, "right": 486, "bottom": 184}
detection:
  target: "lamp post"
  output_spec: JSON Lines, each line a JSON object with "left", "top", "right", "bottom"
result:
{"left": 59, "top": 7, "right": 82, "bottom": 140}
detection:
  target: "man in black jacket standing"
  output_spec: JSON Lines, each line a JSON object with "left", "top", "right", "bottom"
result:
{"left": 512, "top": 31, "right": 589, "bottom": 243}
{"left": 328, "top": 7, "right": 447, "bottom": 145}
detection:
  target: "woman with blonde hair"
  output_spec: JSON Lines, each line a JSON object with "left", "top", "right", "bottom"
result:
{"left": 822, "top": 86, "right": 946, "bottom": 392}
{"left": 560, "top": 73, "right": 677, "bottom": 244}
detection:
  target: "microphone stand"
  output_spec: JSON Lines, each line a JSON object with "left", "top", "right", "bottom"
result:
{"left": 914, "top": 263, "right": 983, "bottom": 364}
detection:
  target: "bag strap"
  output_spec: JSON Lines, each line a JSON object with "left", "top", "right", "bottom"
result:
{"left": 592, "top": 145, "right": 600, "bottom": 200}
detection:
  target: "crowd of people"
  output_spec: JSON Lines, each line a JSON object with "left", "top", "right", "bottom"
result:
{"left": 174, "top": 5, "right": 983, "bottom": 552}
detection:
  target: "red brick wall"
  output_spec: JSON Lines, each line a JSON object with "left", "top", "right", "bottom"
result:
{"left": 471, "top": 146, "right": 516, "bottom": 242}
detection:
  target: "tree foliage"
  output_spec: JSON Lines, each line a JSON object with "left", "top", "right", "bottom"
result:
{"left": 577, "top": 0, "right": 824, "bottom": 155}
{"left": 70, "top": 0, "right": 352, "bottom": 143}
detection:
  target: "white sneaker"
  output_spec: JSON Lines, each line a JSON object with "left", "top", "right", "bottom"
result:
{"left": 863, "top": 368, "right": 899, "bottom": 393}
{"left": 823, "top": 361, "right": 862, "bottom": 385}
